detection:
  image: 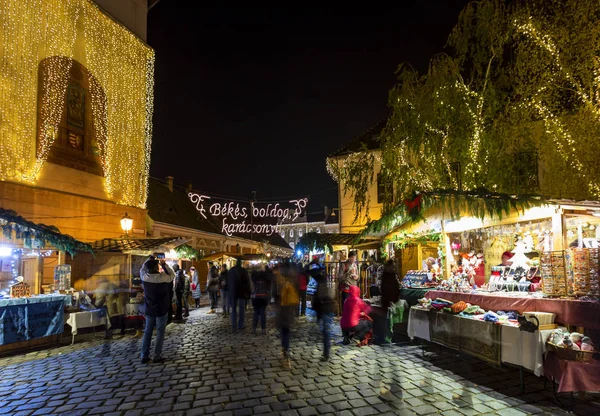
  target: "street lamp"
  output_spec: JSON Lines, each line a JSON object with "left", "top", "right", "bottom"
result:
{"left": 120, "top": 212, "right": 133, "bottom": 236}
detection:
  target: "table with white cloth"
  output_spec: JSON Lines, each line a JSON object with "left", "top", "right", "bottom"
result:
{"left": 407, "top": 306, "right": 553, "bottom": 377}
{"left": 65, "top": 309, "right": 111, "bottom": 345}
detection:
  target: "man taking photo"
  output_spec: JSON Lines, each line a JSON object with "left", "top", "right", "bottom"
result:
{"left": 140, "top": 255, "right": 173, "bottom": 364}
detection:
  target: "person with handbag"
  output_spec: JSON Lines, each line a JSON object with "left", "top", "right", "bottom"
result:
{"left": 190, "top": 267, "right": 201, "bottom": 308}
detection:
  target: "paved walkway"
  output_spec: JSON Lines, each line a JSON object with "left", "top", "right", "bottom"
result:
{"left": 0, "top": 306, "right": 599, "bottom": 416}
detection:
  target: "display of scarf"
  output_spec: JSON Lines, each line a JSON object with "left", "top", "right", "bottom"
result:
{"left": 450, "top": 301, "right": 468, "bottom": 314}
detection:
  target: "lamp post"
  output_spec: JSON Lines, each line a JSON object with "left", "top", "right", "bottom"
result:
{"left": 120, "top": 212, "right": 133, "bottom": 236}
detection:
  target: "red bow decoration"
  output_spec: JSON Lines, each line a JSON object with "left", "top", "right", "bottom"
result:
{"left": 403, "top": 194, "right": 422, "bottom": 211}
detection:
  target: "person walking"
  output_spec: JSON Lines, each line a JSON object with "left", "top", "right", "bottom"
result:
{"left": 172, "top": 264, "right": 185, "bottom": 322}
{"left": 206, "top": 265, "right": 220, "bottom": 314}
{"left": 219, "top": 264, "right": 229, "bottom": 316}
{"left": 296, "top": 264, "right": 308, "bottom": 317}
{"left": 276, "top": 265, "right": 299, "bottom": 368}
{"left": 251, "top": 268, "right": 271, "bottom": 335}
{"left": 310, "top": 261, "right": 335, "bottom": 361}
{"left": 227, "top": 259, "right": 250, "bottom": 332}
{"left": 190, "top": 267, "right": 201, "bottom": 308}
{"left": 140, "top": 255, "right": 173, "bottom": 364}
{"left": 183, "top": 269, "right": 191, "bottom": 317}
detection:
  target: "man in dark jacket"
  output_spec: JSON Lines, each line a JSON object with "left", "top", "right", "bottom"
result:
{"left": 173, "top": 264, "right": 185, "bottom": 322}
{"left": 140, "top": 256, "right": 173, "bottom": 364}
{"left": 227, "top": 259, "right": 250, "bottom": 332}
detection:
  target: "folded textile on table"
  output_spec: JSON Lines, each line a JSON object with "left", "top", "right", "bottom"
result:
{"left": 462, "top": 305, "right": 485, "bottom": 315}
{"left": 431, "top": 298, "right": 454, "bottom": 310}
{"left": 450, "top": 301, "right": 468, "bottom": 314}
{"left": 483, "top": 311, "right": 499, "bottom": 323}
{"left": 497, "top": 310, "right": 518, "bottom": 320}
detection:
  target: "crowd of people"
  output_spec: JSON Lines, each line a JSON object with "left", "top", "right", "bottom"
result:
{"left": 139, "top": 250, "right": 400, "bottom": 367}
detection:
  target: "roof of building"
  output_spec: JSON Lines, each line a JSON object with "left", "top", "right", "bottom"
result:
{"left": 328, "top": 118, "right": 387, "bottom": 157}
{"left": 91, "top": 236, "right": 185, "bottom": 252}
{"left": 147, "top": 178, "right": 291, "bottom": 250}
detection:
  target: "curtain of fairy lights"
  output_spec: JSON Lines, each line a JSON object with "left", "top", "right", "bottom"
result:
{"left": 0, "top": 0, "right": 154, "bottom": 208}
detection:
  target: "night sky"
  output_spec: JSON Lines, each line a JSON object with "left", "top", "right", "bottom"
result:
{"left": 147, "top": 3, "right": 469, "bottom": 211}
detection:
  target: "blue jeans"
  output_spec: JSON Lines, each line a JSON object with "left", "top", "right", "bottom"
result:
{"left": 221, "top": 290, "right": 229, "bottom": 314}
{"left": 322, "top": 313, "right": 334, "bottom": 358}
{"left": 209, "top": 291, "right": 218, "bottom": 309}
{"left": 281, "top": 326, "right": 290, "bottom": 351}
{"left": 141, "top": 314, "right": 168, "bottom": 359}
{"left": 252, "top": 298, "right": 268, "bottom": 330}
{"left": 230, "top": 297, "right": 245, "bottom": 330}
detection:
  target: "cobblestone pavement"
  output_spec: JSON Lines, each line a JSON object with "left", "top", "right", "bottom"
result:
{"left": 1, "top": 306, "right": 599, "bottom": 416}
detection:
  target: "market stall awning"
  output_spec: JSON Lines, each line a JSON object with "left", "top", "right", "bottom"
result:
{"left": 90, "top": 236, "right": 187, "bottom": 253}
{"left": 202, "top": 251, "right": 242, "bottom": 262}
{"left": 0, "top": 208, "right": 92, "bottom": 255}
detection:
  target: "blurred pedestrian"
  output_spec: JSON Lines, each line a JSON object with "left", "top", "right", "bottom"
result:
{"left": 172, "top": 264, "right": 185, "bottom": 322}
{"left": 190, "top": 267, "right": 201, "bottom": 308}
{"left": 206, "top": 265, "right": 220, "bottom": 314}
{"left": 228, "top": 259, "right": 251, "bottom": 332}
{"left": 310, "top": 261, "right": 335, "bottom": 361}
{"left": 95, "top": 277, "right": 126, "bottom": 338}
{"left": 296, "top": 264, "right": 308, "bottom": 317}
{"left": 276, "top": 265, "right": 299, "bottom": 368}
{"left": 219, "top": 264, "right": 229, "bottom": 316}
{"left": 380, "top": 260, "right": 400, "bottom": 309}
{"left": 251, "top": 268, "right": 271, "bottom": 334}
{"left": 140, "top": 255, "right": 173, "bottom": 364}
{"left": 183, "top": 269, "right": 191, "bottom": 317}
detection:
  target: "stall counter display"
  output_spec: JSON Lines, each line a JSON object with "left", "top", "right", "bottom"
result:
{"left": 402, "top": 271, "right": 434, "bottom": 288}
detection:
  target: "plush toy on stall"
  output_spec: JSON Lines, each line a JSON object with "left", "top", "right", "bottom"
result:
{"left": 581, "top": 336, "right": 595, "bottom": 351}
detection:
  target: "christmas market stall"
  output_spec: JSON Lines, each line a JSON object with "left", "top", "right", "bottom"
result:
{"left": 0, "top": 208, "right": 92, "bottom": 354}
{"left": 66, "top": 236, "right": 188, "bottom": 342}
{"left": 362, "top": 190, "right": 600, "bottom": 386}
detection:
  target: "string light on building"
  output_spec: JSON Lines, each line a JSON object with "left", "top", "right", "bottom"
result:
{"left": 0, "top": 0, "right": 154, "bottom": 208}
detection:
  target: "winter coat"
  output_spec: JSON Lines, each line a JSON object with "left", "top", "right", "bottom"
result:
{"left": 141, "top": 260, "right": 173, "bottom": 317}
{"left": 380, "top": 267, "right": 400, "bottom": 309}
{"left": 191, "top": 271, "right": 201, "bottom": 299}
{"left": 251, "top": 270, "right": 271, "bottom": 300}
{"left": 174, "top": 269, "right": 185, "bottom": 294}
{"left": 275, "top": 271, "right": 296, "bottom": 328}
{"left": 227, "top": 265, "right": 251, "bottom": 300}
{"left": 340, "top": 285, "right": 371, "bottom": 329}
{"left": 206, "top": 270, "right": 220, "bottom": 293}
{"left": 338, "top": 261, "right": 358, "bottom": 292}
{"left": 313, "top": 273, "right": 336, "bottom": 318}
{"left": 219, "top": 270, "right": 228, "bottom": 291}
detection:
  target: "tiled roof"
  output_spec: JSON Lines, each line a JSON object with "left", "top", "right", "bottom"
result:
{"left": 328, "top": 118, "right": 387, "bottom": 157}
{"left": 91, "top": 237, "right": 185, "bottom": 252}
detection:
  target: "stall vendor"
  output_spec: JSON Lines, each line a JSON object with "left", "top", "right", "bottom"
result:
{"left": 498, "top": 251, "right": 514, "bottom": 267}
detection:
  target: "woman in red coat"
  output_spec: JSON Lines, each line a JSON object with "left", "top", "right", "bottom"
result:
{"left": 340, "top": 285, "right": 372, "bottom": 344}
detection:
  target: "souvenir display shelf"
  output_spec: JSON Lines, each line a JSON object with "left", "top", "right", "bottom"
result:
{"left": 541, "top": 251, "right": 567, "bottom": 297}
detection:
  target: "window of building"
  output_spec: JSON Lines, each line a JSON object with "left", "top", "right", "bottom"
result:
{"left": 308, "top": 228, "right": 313, "bottom": 233}
{"left": 377, "top": 172, "right": 394, "bottom": 204}
{"left": 298, "top": 229, "right": 303, "bottom": 237}
{"left": 290, "top": 229, "right": 294, "bottom": 238}
{"left": 443, "top": 161, "right": 462, "bottom": 190}
{"left": 281, "top": 230, "right": 285, "bottom": 238}
{"left": 37, "top": 58, "right": 104, "bottom": 176}
{"left": 316, "top": 227, "right": 321, "bottom": 234}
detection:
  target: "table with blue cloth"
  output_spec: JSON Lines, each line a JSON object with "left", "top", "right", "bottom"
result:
{"left": 0, "top": 294, "right": 71, "bottom": 346}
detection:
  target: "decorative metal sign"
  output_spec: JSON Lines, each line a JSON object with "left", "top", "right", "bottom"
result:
{"left": 188, "top": 193, "right": 308, "bottom": 237}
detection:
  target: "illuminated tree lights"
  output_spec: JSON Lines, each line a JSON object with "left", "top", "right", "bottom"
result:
{"left": 0, "top": 0, "right": 154, "bottom": 208}
{"left": 330, "top": 0, "right": 600, "bottom": 224}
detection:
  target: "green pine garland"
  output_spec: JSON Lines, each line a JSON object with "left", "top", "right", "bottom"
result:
{"left": 174, "top": 244, "right": 203, "bottom": 260}
{"left": 0, "top": 208, "right": 93, "bottom": 256}
{"left": 360, "top": 188, "right": 547, "bottom": 238}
